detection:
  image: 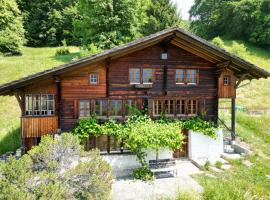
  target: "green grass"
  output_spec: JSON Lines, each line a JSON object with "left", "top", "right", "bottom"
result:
{"left": 0, "top": 47, "right": 79, "bottom": 154}
{"left": 223, "top": 40, "right": 270, "bottom": 110}
{"left": 193, "top": 113, "right": 270, "bottom": 200}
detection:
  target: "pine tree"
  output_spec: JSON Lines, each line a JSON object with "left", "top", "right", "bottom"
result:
{"left": 141, "top": 0, "right": 183, "bottom": 36}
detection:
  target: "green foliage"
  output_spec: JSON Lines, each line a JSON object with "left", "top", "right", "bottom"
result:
{"left": 17, "top": 0, "right": 79, "bottom": 46}
{"left": 190, "top": 0, "right": 270, "bottom": 47}
{"left": 215, "top": 161, "right": 222, "bottom": 169}
{"left": 211, "top": 37, "right": 225, "bottom": 48}
{"left": 230, "top": 41, "right": 247, "bottom": 57}
{"left": 203, "top": 160, "right": 211, "bottom": 171}
{"left": 0, "top": 133, "right": 113, "bottom": 199}
{"left": 0, "top": 0, "right": 25, "bottom": 55}
{"left": 183, "top": 117, "right": 217, "bottom": 139}
{"left": 74, "top": 0, "right": 147, "bottom": 49}
{"left": 72, "top": 115, "right": 103, "bottom": 141}
{"left": 141, "top": 0, "right": 183, "bottom": 36}
{"left": 55, "top": 40, "right": 70, "bottom": 56}
{"left": 132, "top": 166, "right": 154, "bottom": 181}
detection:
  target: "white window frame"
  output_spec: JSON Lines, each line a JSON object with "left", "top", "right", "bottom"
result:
{"left": 90, "top": 74, "right": 98, "bottom": 84}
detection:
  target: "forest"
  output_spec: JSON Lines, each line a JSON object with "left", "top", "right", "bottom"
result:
{"left": 1, "top": 0, "right": 269, "bottom": 56}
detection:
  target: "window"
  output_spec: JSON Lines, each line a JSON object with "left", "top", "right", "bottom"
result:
{"left": 25, "top": 95, "right": 33, "bottom": 115}
{"left": 165, "top": 100, "right": 174, "bottom": 115}
{"left": 25, "top": 94, "right": 55, "bottom": 116}
{"left": 129, "top": 68, "right": 140, "bottom": 84}
{"left": 176, "top": 100, "right": 186, "bottom": 115}
{"left": 90, "top": 74, "right": 98, "bottom": 84}
{"left": 176, "top": 69, "right": 198, "bottom": 85}
{"left": 143, "top": 69, "right": 153, "bottom": 83}
{"left": 125, "top": 100, "right": 137, "bottom": 115}
{"left": 130, "top": 66, "right": 153, "bottom": 84}
{"left": 94, "top": 100, "right": 107, "bottom": 117}
{"left": 176, "top": 69, "right": 185, "bottom": 84}
{"left": 153, "top": 100, "right": 162, "bottom": 116}
{"left": 187, "top": 100, "right": 197, "bottom": 115}
{"left": 223, "top": 76, "right": 230, "bottom": 85}
{"left": 109, "top": 100, "right": 122, "bottom": 116}
{"left": 79, "top": 100, "right": 91, "bottom": 117}
{"left": 187, "top": 69, "right": 197, "bottom": 84}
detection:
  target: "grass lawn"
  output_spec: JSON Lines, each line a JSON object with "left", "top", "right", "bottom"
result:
{"left": 0, "top": 47, "right": 80, "bottom": 154}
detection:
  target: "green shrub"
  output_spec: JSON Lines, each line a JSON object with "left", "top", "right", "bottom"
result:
{"left": 231, "top": 41, "right": 247, "bottom": 57}
{"left": 132, "top": 167, "right": 154, "bottom": 181}
{"left": 0, "top": 133, "right": 113, "bottom": 199}
{"left": 212, "top": 37, "right": 225, "bottom": 48}
{"left": 215, "top": 161, "right": 223, "bottom": 169}
{"left": 55, "top": 40, "right": 70, "bottom": 56}
{"left": 183, "top": 117, "right": 217, "bottom": 139}
{"left": 204, "top": 160, "right": 211, "bottom": 171}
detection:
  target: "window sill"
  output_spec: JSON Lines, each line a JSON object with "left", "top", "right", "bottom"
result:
{"left": 134, "top": 83, "right": 153, "bottom": 89}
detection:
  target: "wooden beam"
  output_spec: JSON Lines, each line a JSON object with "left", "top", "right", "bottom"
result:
{"left": 216, "top": 60, "right": 231, "bottom": 69}
{"left": 106, "top": 58, "right": 111, "bottom": 97}
{"left": 231, "top": 97, "right": 236, "bottom": 140}
{"left": 236, "top": 73, "right": 249, "bottom": 88}
{"left": 171, "top": 40, "right": 217, "bottom": 63}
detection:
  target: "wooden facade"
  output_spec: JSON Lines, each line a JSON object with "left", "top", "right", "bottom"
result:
{"left": 0, "top": 28, "right": 269, "bottom": 151}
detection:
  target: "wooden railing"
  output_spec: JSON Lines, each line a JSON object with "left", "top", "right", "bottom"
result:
{"left": 22, "top": 116, "right": 58, "bottom": 138}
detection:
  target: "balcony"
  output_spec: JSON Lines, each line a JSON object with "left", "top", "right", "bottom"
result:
{"left": 134, "top": 83, "right": 153, "bottom": 89}
{"left": 22, "top": 116, "right": 58, "bottom": 138}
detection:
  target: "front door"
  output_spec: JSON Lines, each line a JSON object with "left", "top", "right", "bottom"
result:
{"left": 173, "top": 129, "right": 188, "bottom": 158}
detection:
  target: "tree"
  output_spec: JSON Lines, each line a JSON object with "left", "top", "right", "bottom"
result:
{"left": 141, "top": 0, "right": 184, "bottom": 36}
{"left": 0, "top": 0, "right": 25, "bottom": 55}
{"left": 189, "top": 0, "right": 270, "bottom": 47}
{"left": 17, "top": 0, "right": 79, "bottom": 47}
{"left": 0, "top": 133, "right": 113, "bottom": 199}
{"left": 74, "top": 0, "right": 149, "bottom": 50}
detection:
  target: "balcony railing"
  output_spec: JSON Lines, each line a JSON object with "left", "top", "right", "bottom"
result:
{"left": 22, "top": 116, "right": 58, "bottom": 138}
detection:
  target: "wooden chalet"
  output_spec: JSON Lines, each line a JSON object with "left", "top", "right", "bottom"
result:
{"left": 0, "top": 28, "right": 269, "bottom": 153}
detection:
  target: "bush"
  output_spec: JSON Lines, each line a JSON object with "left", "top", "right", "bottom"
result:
{"left": 231, "top": 41, "right": 247, "bottom": 57}
{"left": 183, "top": 117, "right": 217, "bottom": 139}
{"left": 55, "top": 40, "right": 70, "bottom": 56}
{"left": 215, "top": 161, "right": 222, "bottom": 169}
{"left": 132, "top": 167, "right": 154, "bottom": 181}
{"left": 0, "top": 133, "right": 113, "bottom": 199}
{"left": 212, "top": 37, "right": 225, "bottom": 48}
{"left": 204, "top": 160, "right": 211, "bottom": 171}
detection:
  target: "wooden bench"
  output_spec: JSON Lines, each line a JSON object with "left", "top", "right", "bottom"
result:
{"left": 149, "top": 159, "right": 178, "bottom": 177}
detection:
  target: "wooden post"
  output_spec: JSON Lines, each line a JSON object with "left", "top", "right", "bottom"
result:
{"left": 106, "top": 58, "right": 111, "bottom": 97}
{"left": 107, "top": 136, "right": 111, "bottom": 154}
{"left": 231, "top": 97, "right": 236, "bottom": 140}
{"left": 54, "top": 76, "right": 61, "bottom": 132}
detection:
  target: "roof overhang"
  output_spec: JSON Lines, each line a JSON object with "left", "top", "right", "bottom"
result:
{"left": 0, "top": 27, "right": 269, "bottom": 95}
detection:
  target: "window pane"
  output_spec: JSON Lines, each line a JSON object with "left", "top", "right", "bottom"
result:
{"left": 90, "top": 74, "right": 98, "bottom": 84}
{"left": 116, "top": 100, "right": 122, "bottom": 116}
{"left": 130, "top": 68, "right": 140, "bottom": 83}
{"left": 176, "top": 69, "right": 185, "bottom": 83}
{"left": 143, "top": 69, "right": 153, "bottom": 83}
{"left": 25, "top": 95, "right": 33, "bottom": 115}
{"left": 153, "top": 100, "right": 162, "bottom": 115}
{"left": 109, "top": 100, "right": 116, "bottom": 116}
{"left": 187, "top": 70, "right": 197, "bottom": 84}
{"left": 125, "top": 100, "right": 136, "bottom": 115}
{"left": 33, "top": 95, "right": 40, "bottom": 115}
{"left": 79, "top": 100, "right": 90, "bottom": 117}
{"left": 94, "top": 100, "right": 101, "bottom": 115}
{"left": 101, "top": 100, "right": 107, "bottom": 116}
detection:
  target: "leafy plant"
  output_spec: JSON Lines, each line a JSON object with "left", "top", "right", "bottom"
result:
{"left": 72, "top": 115, "right": 103, "bottom": 141}
{"left": 55, "top": 40, "right": 70, "bottom": 56}
{"left": 183, "top": 117, "right": 217, "bottom": 139}
{"left": 132, "top": 166, "right": 154, "bottom": 181}
{"left": 204, "top": 160, "right": 211, "bottom": 171}
{"left": 215, "top": 161, "right": 223, "bottom": 169}
{"left": 212, "top": 37, "right": 225, "bottom": 48}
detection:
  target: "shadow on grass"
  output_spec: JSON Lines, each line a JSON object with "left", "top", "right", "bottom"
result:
{"left": 0, "top": 127, "right": 21, "bottom": 155}
{"left": 52, "top": 52, "right": 81, "bottom": 63}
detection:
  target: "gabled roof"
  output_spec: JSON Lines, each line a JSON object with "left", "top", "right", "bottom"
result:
{"left": 0, "top": 27, "right": 269, "bottom": 95}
